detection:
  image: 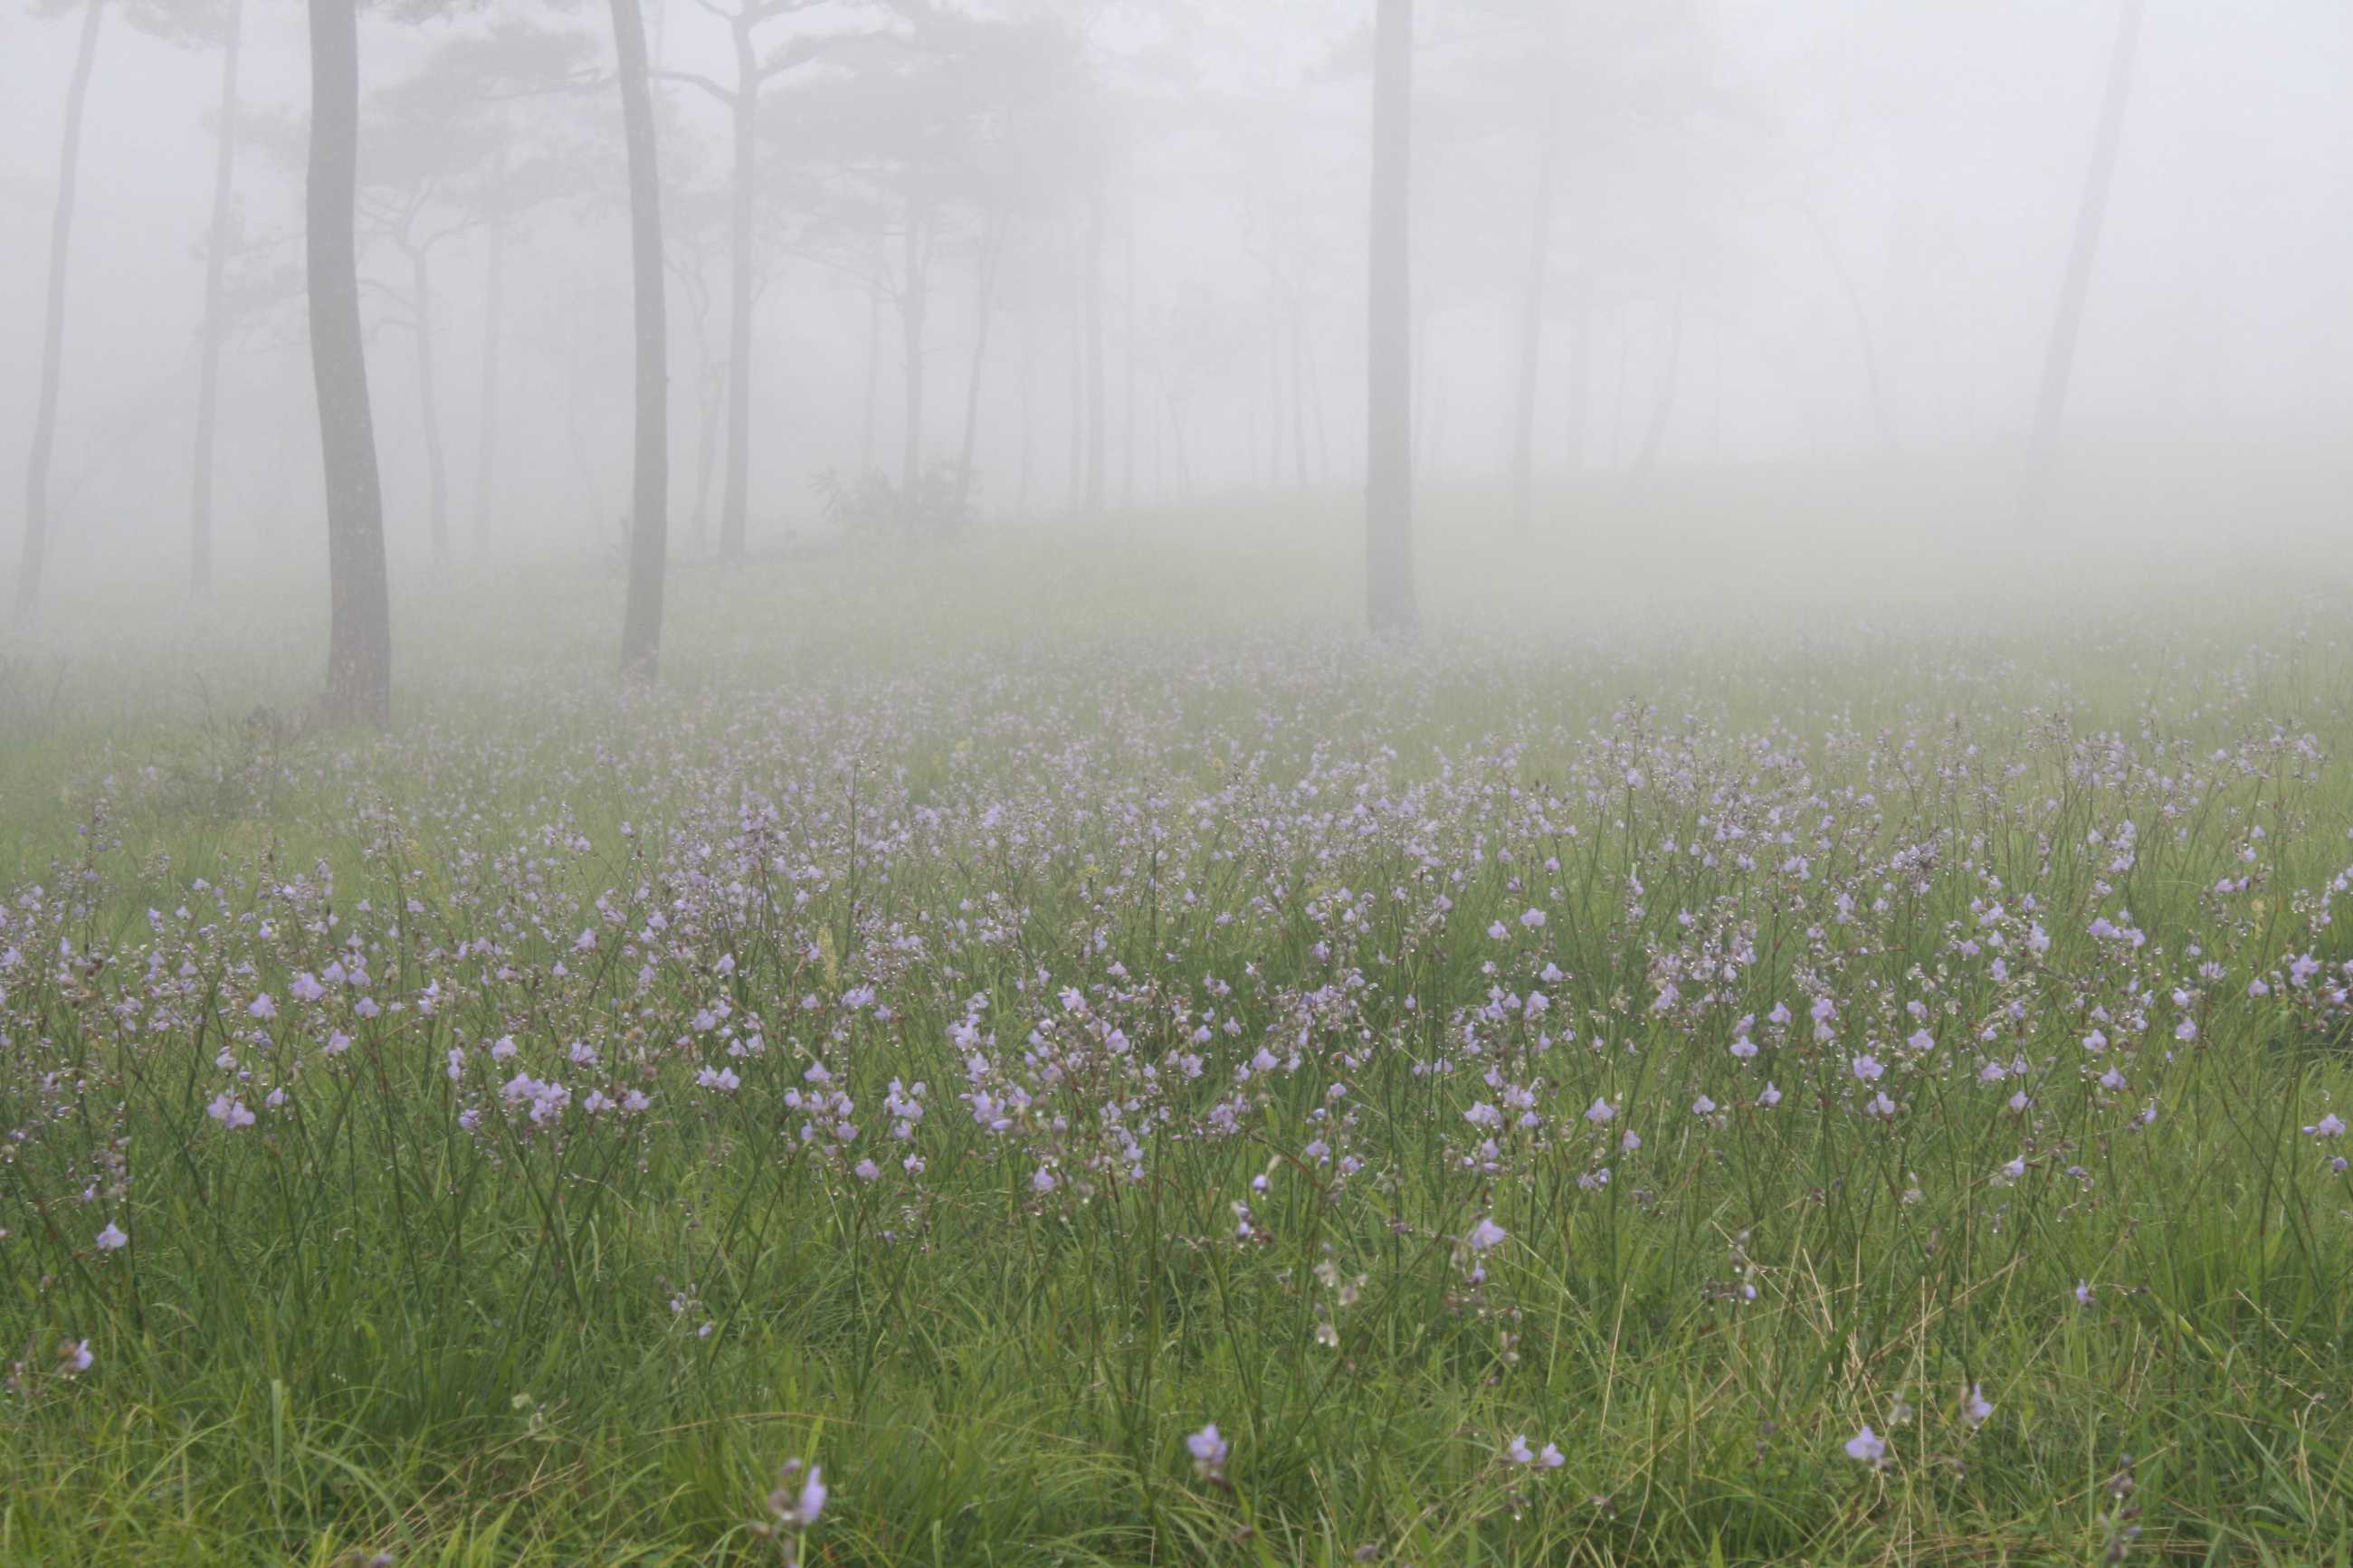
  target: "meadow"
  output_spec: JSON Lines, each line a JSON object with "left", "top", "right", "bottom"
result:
{"left": 5, "top": 485, "right": 2353, "bottom": 1564}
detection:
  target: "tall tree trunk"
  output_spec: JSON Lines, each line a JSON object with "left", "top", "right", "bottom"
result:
{"left": 471, "top": 220, "right": 505, "bottom": 548}
{"left": 17, "top": 0, "right": 106, "bottom": 618}
{"left": 2023, "top": 0, "right": 2145, "bottom": 519}
{"left": 611, "top": 0, "right": 669, "bottom": 679}
{"left": 716, "top": 17, "right": 755, "bottom": 562}
{"left": 189, "top": 0, "right": 243, "bottom": 596}
{"left": 308, "top": 0, "right": 391, "bottom": 724}
{"left": 1365, "top": 0, "right": 1416, "bottom": 637}
{"left": 898, "top": 192, "right": 926, "bottom": 532}
{"left": 956, "top": 211, "right": 1005, "bottom": 520}
{"left": 1083, "top": 178, "right": 1107, "bottom": 514}
{"left": 410, "top": 246, "right": 450, "bottom": 562}
{"left": 1509, "top": 71, "right": 1558, "bottom": 531}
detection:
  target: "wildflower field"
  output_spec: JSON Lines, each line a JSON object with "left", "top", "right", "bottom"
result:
{"left": 5, "top": 505, "right": 2353, "bottom": 1564}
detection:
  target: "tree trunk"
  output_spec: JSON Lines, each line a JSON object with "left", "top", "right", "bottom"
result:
{"left": 16, "top": 0, "right": 106, "bottom": 618}
{"left": 610, "top": 0, "right": 669, "bottom": 679}
{"left": 2023, "top": 0, "right": 2145, "bottom": 519}
{"left": 956, "top": 211, "right": 1005, "bottom": 520}
{"left": 410, "top": 246, "right": 450, "bottom": 562}
{"left": 1365, "top": 0, "right": 1416, "bottom": 637}
{"left": 716, "top": 16, "right": 755, "bottom": 562}
{"left": 1509, "top": 70, "right": 1558, "bottom": 532}
{"left": 308, "top": 0, "right": 392, "bottom": 725}
{"left": 898, "top": 192, "right": 927, "bottom": 532}
{"left": 471, "top": 220, "right": 504, "bottom": 548}
{"left": 189, "top": 0, "right": 243, "bottom": 596}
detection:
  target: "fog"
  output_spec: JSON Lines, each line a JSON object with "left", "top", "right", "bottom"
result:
{"left": 4, "top": 0, "right": 2352, "bottom": 622}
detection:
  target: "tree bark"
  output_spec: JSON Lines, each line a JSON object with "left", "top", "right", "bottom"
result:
{"left": 1365, "top": 0, "right": 1416, "bottom": 636}
{"left": 189, "top": 0, "right": 243, "bottom": 596}
{"left": 716, "top": 14, "right": 755, "bottom": 562}
{"left": 16, "top": 0, "right": 107, "bottom": 618}
{"left": 611, "top": 0, "right": 669, "bottom": 679}
{"left": 2023, "top": 0, "right": 2145, "bottom": 519}
{"left": 471, "top": 220, "right": 505, "bottom": 549}
{"left": 308, "top": 0, "right": 392, "bottom": 725}
{"left": 410, "top": 245, "right": 450, "bottom": 562}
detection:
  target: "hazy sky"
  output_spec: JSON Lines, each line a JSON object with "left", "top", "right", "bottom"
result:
{"left": 5, "top": 0, "right": 2350, "bottom": 587}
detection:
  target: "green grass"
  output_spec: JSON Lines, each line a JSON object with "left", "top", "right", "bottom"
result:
{"left": 5, "top": 498, "right": 2353, "bottom": 1563}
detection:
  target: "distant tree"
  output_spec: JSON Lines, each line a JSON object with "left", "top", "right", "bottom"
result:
{"left": 787, "top": 9, "right": 1094, "bottom": 535}
{"left": 357, "top": 24, "right": 597, "bottom": 563}
{"left": 175, "top": 0, "right": 246, "bottom": 596}
{"left": 307, "top": 0, "right": 392, "bottom": 725}
{"left": 15, "top": 0, "right": 107, "bottom": 617}
{"left": 608, "top": 0, "right": 670, "bottom": 678}
{"left": 1365, "top": 0, "right": 1416, "bottom": 636}
{"left": 2022, "top": 0, "right": 2146, "bottom": 521}
{"left": 654, "top": 0, "right": 876, "bottom": 565}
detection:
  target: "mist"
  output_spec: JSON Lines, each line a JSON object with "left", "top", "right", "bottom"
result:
{"left": 4, "top": 0, "right": 2348, "bottom": 630}
{"left": 6, "top": 5, "right": 2353, "bottom": 1560}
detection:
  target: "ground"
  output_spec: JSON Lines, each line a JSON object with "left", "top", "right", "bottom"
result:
{"left": 3, "top": 488, "right": 2351, "bottom": 1564}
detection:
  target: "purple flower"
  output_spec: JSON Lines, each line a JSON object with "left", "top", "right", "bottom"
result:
{"left": 1187, "top": 1422, "right": 1229, "bottom": 1478}
{"left": 1843, "top": 1425, "right": 1885, "bottom": 1466}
